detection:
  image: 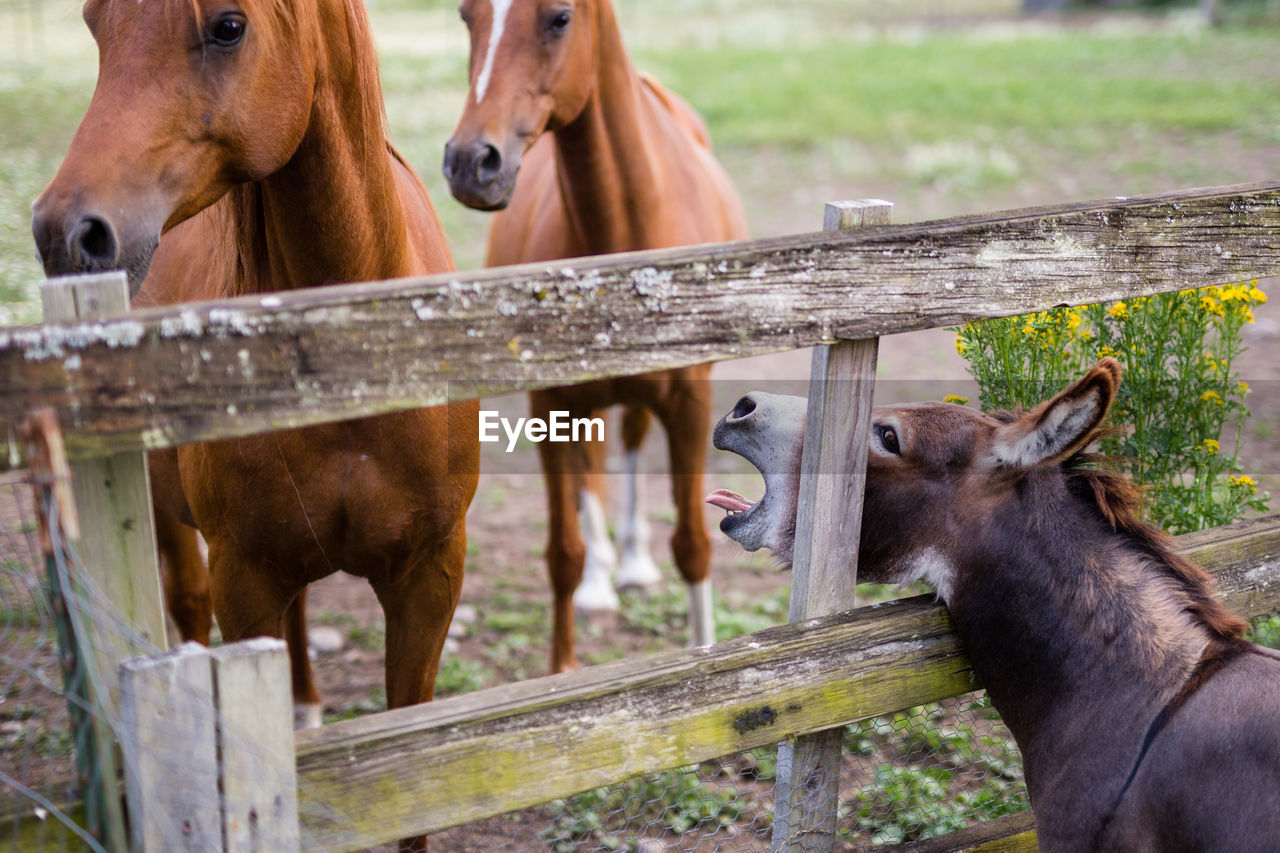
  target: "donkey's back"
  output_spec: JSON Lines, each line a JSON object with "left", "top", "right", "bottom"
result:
{"left": 1104, "top": 643, "right": 1280, "bottom": 851}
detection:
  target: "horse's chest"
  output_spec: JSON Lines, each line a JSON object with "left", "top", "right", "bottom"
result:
{"left": 181, "top": 431, "right": 437, "bottom": 574}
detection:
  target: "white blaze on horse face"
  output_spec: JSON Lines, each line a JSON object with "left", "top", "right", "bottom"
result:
{"left": 896, "top": 547, "right": 956, "bottom": 604}
{"left": 474, "top": 0, "right": 517, "bottom": 104}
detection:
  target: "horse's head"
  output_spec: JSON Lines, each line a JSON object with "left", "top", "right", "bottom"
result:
{"left": 31, "top": 0, "right": 319, "bottom": 295}
{"left": 443, "top": 0, "right": 597, "bottom": 210}
{"left": 708, "top": 359, "right": 1122, "bottom": 601}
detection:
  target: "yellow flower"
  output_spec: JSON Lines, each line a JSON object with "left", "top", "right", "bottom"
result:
{"left": 1066, "top": 310, "right": 1083, "bottom": 330}
{"left": 943, "top": 394, "right": 970, "bottom": 406}
{"left": 1237, "top": 381, "right": 1250, "bottom": 395}
{"left": 1098, "top": 345, "right": 1117, "bottom": 358}
{"left": 1230, "top": 474, "right": 1258, "bottom": 494}
{"left": 1249, "top": 285, "right": 1267, "bottom": 304}
{"left": 1200, "top": 390, "right": 1223, "bottom": 406}
{"left": 1107, "top": 302, "right": 1129, "bottom": 320}
{"left": 1201, "top": 438, "right": 1220, "bottom": 455}
{"left": 955, "top": 337, "right": 967, "bottom": 356}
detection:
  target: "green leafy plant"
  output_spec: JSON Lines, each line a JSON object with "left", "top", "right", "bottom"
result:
{"left": 954, "top": 282, "right": 1270, "bottom": 534}
{"left": 542, "top": 763, "right": 761, "bottom": 850}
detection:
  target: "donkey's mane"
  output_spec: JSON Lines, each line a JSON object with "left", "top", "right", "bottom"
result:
{"left": 986, "top": 407, "right": 1248, "bottom": 641}
{"left": 1065, "top": 447, "right": 1248, "bottom": 641}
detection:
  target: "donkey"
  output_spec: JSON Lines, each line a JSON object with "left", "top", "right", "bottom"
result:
{"left": 708, "top": 358, "right": 1280, "bottom": 851}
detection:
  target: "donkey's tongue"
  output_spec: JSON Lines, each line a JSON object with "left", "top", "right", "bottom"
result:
{"left": 705, "top": 488, "right": 754, "bottom": 512}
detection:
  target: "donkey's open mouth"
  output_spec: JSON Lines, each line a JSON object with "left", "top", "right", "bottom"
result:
{"left": 705, "top": 391, "right": 808, "bottom": 564}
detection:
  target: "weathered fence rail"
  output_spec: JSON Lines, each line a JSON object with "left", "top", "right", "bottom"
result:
{"left": 1, "top": 182, "right": 1277, "bottom": 464}
{"left": 4, "top": 181, "right": 1280, "bottom": 852}
{"left": 293, "top": 515, "right": 1280, "bottom": 850}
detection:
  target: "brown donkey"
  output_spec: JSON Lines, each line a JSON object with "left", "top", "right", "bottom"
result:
{"left": 444, "top": 0, "right": 748, "bottom": 671}
{"left": 32, "top": 0, "right": 481, "bottom": 753}
{"left": 709, "top": 359, "right": 1280, "bottom": 851}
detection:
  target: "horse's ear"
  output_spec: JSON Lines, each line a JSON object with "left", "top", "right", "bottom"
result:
{"left": 991, "top": 357, "right": 1121, "bottom": 469}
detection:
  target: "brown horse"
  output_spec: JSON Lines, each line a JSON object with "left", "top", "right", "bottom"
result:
{"left": 32, "top": 0, "right": 480, "bottom": 742}
{"left": 709, "top": 358, "right": 1280, "bottom": 851}
{"left": 444, "top": 0, "right": 749, "bottom": 672}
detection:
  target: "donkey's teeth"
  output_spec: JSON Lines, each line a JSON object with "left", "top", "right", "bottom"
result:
{"left": 705, "top": 488, "right": 754, "bottom": 513}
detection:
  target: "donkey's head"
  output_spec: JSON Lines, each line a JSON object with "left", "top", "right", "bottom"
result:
{"left": 708, "top": 359, "right": 1122, "bottom": 601}
{"left": 443, "top": 0, "right": 598, "bottom": 210}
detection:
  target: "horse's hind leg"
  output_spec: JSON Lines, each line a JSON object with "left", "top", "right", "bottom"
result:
{"left": 283, "top": 592, "right": 322, "bottom": 728}
{"left": 656, "top": 366, "right": 715, "bottom": 647}
{"left": 155, "top": 508, "right": 212, "bottom": 645}
{"left": 615, "top": 405, "right": 663, "bottom": 589}
{"left": 572, "top": 408, "right": 620, "bottom": 612}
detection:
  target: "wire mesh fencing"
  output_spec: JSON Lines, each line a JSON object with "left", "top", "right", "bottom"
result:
{"left": 0, "top": 464, "right": 103, "bottom": 851}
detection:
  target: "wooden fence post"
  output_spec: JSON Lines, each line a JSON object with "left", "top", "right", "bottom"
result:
{"left": 120, "top": 643, "right": 221, "bottom": 852}
{"left": 211, "top": 639, "right": 300, "bottom": 852}
{"left": 772, "top": 199, "right": 892, "bottom": 853}
{"left": 40, "top": 271, "right": 168, "bottom": 678}
{"left": 119, "top": 638, "right": 298, "bottom": 852}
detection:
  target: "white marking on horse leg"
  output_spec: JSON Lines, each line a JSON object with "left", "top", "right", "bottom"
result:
{"left": 474, "top": 0, "right": 515, "bottom": 104}
{"left": 686, "top": 579, "right": 715, "bottom": 647}
{"left": 896, "top": 547, "right": 956, "bottom": 604}
{"left": 573, "top": 488, "right": 620, "bottom": 611}
{"left": 294, "top": 702, "right": 323, "bottom": 730}
{"left": 616, "top": 451, "right": 662, "bottom": 588}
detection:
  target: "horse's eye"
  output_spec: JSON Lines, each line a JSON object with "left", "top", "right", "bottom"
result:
{"left": 876, "top": 425, "right": 901, "bottom": 455}
{"left": 209, "top": 13, "right": 247, "bottom": 48}
{"left": 547, "top": 9, "right": 571, "bottom": 35}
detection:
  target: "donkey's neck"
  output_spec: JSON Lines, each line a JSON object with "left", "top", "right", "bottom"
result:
{"left": 239, "top": 3, "right": 414, "bottom": 293}
{"left": 950, "top": 511, "right": 1215, "bottom": 836}
{"left": 551, "top": 0, "right": 669, "bottom": 253}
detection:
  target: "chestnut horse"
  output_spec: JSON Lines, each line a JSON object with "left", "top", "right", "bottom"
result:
{"left": 710, "top": 359, "right": 1280, "bottom": 851}
{"left": 444, "top": 0, "right": 748, "bottom": 672}
{"left": 32, "top": 0, "right": 480, "bottom": 742}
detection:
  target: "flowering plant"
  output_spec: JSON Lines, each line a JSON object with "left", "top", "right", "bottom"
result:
{"left": 954, "top": 282, "right": 1269, "bottom": 534}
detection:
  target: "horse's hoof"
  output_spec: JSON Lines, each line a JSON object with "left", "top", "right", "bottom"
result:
{"left": 574, "top": 572, "right": 621, "bottom": 611}
{"left": 294, "top": 702, "right": 323, "bottom": 730}
{"left": 616, "top": 552, "right": 663, "bottom": 588}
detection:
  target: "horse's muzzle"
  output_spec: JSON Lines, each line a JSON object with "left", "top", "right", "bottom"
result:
{"left": 31, "top": 198, "right": 158, "bottom": 298}
{"left": 442, "top": 137, "right": 518, "bottom": 211}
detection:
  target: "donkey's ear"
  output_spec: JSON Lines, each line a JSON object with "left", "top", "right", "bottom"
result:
{"left": 991, "top": 357, "right": 1121, "bottom": 469}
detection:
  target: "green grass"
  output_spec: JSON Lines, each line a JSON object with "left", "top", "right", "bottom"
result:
{"left": 5, "top": 4, "right": 1280, "bottom": 320}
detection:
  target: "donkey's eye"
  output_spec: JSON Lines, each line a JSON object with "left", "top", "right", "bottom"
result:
{"left": 209, "top": 13, "right": 247, "bottom": 47}
{"left": 876, "top": 425, "right": 901, "bottom": 455}
{"left": 547, "top": 9, "right": 572, "bottom": 35}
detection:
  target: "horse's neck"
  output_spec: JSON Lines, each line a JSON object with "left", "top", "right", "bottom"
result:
{"left": 551, "top": 1, "right": 667, "bottom": 253}
{"left": 235, "top": 5, "right": 415, "bottom": 294}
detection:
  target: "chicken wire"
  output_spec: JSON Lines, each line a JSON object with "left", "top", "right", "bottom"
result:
{"left": 0, "top": 467, "right": 96, "bottom": 850}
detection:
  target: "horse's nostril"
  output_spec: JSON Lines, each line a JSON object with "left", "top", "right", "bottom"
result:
{"left": 729, "top": 395, "right": 757, "bottom": 421}
{"left": 476, "top": 144, "right": 502, "bottom": 182}
{"left": 69, "top": 214, "right": 118, "bottom": 269}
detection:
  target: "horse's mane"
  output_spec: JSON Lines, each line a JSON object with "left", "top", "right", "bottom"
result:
{"left": 1065, "top": 447, "right": 1248, "bottom": 641}
{"left": 206, "top": 0, "right": 392, "bottom": 298}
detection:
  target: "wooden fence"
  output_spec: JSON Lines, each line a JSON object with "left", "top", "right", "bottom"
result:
{"left": 4, "top": 181, "right": 1280, "bottom": 852}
